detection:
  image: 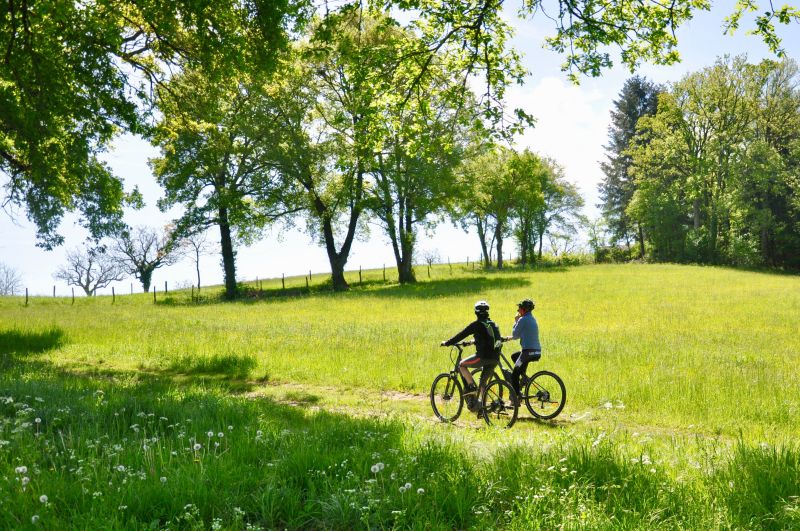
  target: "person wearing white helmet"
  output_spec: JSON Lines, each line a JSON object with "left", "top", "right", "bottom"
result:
{"left": 441, "top": 300, "right": 504, "bottom": 412}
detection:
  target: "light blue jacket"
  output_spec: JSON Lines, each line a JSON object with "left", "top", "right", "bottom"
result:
{"left": 512, "top": 312, "right": 541, "bottom": 351}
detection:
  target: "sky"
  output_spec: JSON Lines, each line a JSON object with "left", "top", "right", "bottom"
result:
{"left": 1, "top": 3, "right": 798, "bottom": 295}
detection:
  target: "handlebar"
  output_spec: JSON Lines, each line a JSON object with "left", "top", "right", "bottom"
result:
{"left": 440, "top": 337, "right": 514, "bottom": 348}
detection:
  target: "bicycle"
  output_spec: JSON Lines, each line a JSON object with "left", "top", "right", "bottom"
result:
{"left": 430, "top": 341, "right": 519, "bottom": 428}
{"left": 469, "top": 338, "right": 566, "bottom": 420}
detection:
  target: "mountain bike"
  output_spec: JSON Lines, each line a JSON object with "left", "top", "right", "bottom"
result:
{"left": 430, "top": 341, "right": 519, "bottom": 428}
{"left": 470, "top": 339, "right": 566, "bottom": 420}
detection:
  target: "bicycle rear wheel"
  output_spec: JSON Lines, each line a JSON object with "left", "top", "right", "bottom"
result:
{"left": 525, "top": 370, "right": 566, "bottom": 419}
{"left": 481, "top": 379, "right": 518, "bottom": 428}
{"left": 430, "top": 373, "right": 463, "bottom": 422}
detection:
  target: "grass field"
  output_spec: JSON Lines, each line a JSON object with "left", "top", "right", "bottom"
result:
{"left": 1, "top": 263, "right": 799, "bottom": 529}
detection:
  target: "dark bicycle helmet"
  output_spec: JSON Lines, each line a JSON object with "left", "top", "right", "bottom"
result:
{"left": 474, "top": 300, "right": 490, "bottom": 316}
{"left": 517, "top": 298, "right": 535, "bottom": 311}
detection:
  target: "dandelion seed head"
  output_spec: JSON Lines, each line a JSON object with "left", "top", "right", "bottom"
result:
{"left": 160, "top": 477, "right": 167, "bottom": 483}
{"left": 34, "top": 418, "right": 41, "bottom": 424}
{"left": 404, "top": 482, "right": 411, "bottom": 489}
{"left": 207, "top": 431, "right": 214, "bottom": 438}
{"left": 22, "top": 476, "right": 30, "bottom": 486}
{"left": 15, "top": 466, "right": 27, "bottom": 474}
{"left": 193, "top": 443, "right": 202, "bottom": 451}
{"left": 31, "top": 515, "right": 39, "bottom": 524}
{"left": 417, "top": 488, "right": 425, "bottom": 494}
{"left": 39, "top": 495, "right": 48, "bottom": 503}
{"left": 217, "top": 432, "right": 224, "bottom": 438}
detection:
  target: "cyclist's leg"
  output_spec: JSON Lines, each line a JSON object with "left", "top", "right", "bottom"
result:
{"left": 459, "top": 355, "right": 482, "bottom": 390}
{"left": 510, "top": 350, "right": 530, "bottom": 394}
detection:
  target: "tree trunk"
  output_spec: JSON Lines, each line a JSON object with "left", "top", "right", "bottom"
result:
{"left": 476, "top": 216, "right": 491, "bottom": 268}
{"left": 537, "top": 233, "right": 544, "bottom": 259}
{"left": 218, "top": 207, "right": 237, "bottom": 299}
{"left": 139, "top": 267, "right": 154, "bottom": 293}
{"left": 195, "top": 252, "right": 202, "bottom": 290}
{"left": 637, "top": 223, "right": 646, "bottom": 259}
{"left": 398, "top": 205, "right": 416, "bottom": 284}
{"left": 693, "top": 199, "right": 701, "bottom": 230}
{"left": 495, "top": 220, "right": 504, "bottom": 270}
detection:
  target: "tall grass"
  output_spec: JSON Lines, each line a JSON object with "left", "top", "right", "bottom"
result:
{"left": 1, "top": 263, "right": 799, "bottom": 527}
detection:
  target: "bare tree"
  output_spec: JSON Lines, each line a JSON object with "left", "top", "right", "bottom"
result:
{"left": 0, "top": 262, "right": 23, "bottom": 295}
{"left": 182, "top": 230, "right": 218, "bottom": 290}
{"left": 111, "top": 225, "right": 181, "bottom": 292}
{"left": 54, "top": 247, "right": 125, "bottom": 296}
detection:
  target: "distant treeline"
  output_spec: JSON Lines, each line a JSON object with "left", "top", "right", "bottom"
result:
{"left": 600, "top": 57, "right": 800, "bottom": 269}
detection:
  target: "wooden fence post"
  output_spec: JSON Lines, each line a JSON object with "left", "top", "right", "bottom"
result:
{"left": 281, "top": 273, "right": 285, "bottom": 290}
{"left": 164, "top": 281, "right": 168, "bottom": 294}
{"left": 448, "top": 257, "right": 451, "bottom": 274}
{"left": 71, "top": 288, "right": 75, "bottom": 305}
{"left": 309, "top": 269, "right": 312, "bottom": 283}
{"left": 112, "top": 286, "right": 115, "bottom": 304}
{"left": 53, "top": 285, "right": 56, "bottom": 297}
{"left": 359, "top": 266, "right": 362, "bottom": 284}
{"left": 153, "top": 285, "right": 156, "bottom": 303}
{"left": 25, "top": 288, "right": 28, "bottom": 306}
{"left": 305, "top": 276, "right": 309, "bottom": 289}
{"left": 383, "top": 264, "right": 386, "bottom": 281}
{"left": 191, "top": 284, "right": 194, "bottom": 302}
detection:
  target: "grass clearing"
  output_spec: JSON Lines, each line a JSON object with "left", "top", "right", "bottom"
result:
{"left": 1, "top": 263, "right": 799, "bottom": 528}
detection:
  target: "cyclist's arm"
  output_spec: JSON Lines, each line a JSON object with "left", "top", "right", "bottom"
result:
{"left": 441, "top": 321, "right": 479, "bottom": 346}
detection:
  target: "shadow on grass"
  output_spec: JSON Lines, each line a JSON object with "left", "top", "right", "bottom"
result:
{"left": 162, "top": 353, "right": 258, "bottom": 380}
{"left": 0, "top": 327, "right": 66, "bottom": 371}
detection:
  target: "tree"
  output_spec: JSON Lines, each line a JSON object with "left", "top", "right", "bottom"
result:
{"left": 151, "top": 69, "right": 302, "bottom": 299}
{"left": 367, "top": 34, "right": 479, "bottom": 283}
{"left": 111, "top": 225, "right": 182, "bottom": 292}
{"left": 182, "top": 231, "right": 219, "bottom": 291}
{"left": 508, "top": 150, "right": 547, "bottom": 267}
{"left": 54, "top": 247, "right": 124, "bottom": 296}
{"left": 599, "top": 76, "right": 661, "bottom": 257}
{"left": 1, "top": 1, "right": 307, "bottom": 249}
{"left": 533, "top": 160, "right": 585, "bottom": 260}
{"left": 628, "top": 56, "right": 800, "bottom": 267}
{"left": 0, "top": 262, "right": 23, "bottom": 295}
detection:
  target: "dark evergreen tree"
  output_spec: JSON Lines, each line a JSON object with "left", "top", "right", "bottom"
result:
{"left": 599, "top": 76, "right": 661, "bottom": 257}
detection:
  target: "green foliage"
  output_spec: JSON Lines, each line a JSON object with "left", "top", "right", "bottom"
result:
{"left": 0, "top": 0, "right": 306, "bottom": 248}
{"left": 628, "top": 57, "right": 800, "bottom": 268}
{"left": 600, "top": 76, "right": 662, "bottom": 256}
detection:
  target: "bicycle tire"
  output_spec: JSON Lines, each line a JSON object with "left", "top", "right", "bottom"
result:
{"left": 525, "top": 370, "right": 566, "bottom": 420}
{"left": 481, "top": 379, "right": 518, "bottom": 428}
{"left": 430, "top": 373, "right": 463, "bottom": 422}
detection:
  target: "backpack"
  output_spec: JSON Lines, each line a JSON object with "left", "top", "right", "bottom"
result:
{"left": 481, "top": 319, "right": 503, "bottom": 355}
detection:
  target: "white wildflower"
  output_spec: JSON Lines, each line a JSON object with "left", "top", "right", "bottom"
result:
{"left": 39, "top": 495, "right": 48, "bottom": 503}
{"left": 15, "top": 466, "right": 28, "bottom": 474}
{"left": 31, "top": 515, "right": 39, "bottom": 524}
{"left": 417, "top": 488, "right": 425, "bottom": 494}
{"left": 193, "top": 443, "right": 202, "bottom": 451}
{"left": 207, "top": 431, "right": 214, "bottom": 438}
{"left": 160, "top": 477, "right": 167, "bottom": 483}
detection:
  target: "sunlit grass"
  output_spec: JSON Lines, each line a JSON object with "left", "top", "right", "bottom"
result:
{"left": 1, "top": 263, "right": 799, "bottom": 527}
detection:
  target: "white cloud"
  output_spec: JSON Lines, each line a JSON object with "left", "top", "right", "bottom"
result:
{"left": 507, "top": 77, "right": 611, "bottom": 216}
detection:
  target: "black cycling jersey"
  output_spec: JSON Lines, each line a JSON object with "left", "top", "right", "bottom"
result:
{"left": 444, "top": 318, "right": 502, "bottom": 359}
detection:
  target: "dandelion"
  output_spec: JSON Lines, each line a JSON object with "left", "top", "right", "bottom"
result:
{"left": 404, "top": 482, "right": 411, "bottom": 489}
{"left": 417, "top": 488, "right": 425, "bottom": 494}
{"left": 116, "top": 465, "right": 126, "bottom": 472}
{"left": 193, "top": 443, "right": 202, "bottom": 451}
{"left": 228, "top": 425, "right": 233, "bottom": 431}
{"left": 31, "top": 515, "right": 39, "bottom": 524}
{"left": 171, "top": 451, "right": 178, "bottom": 456}
{"left": 217, "top": 432, "right": 224, "bottom": 438}
{"left": 118, "top": 505, "right": 128, "bottom": 511}
{"left": 39, "top": 495, "right": 48, "bottom": 504}
{"left": 22, "top": 476, "right": 30, "bottom": 486}
{"left": 15, "top": 466, "right": 27, "bottom": 474}
{"left": 399, "top": 486, "right": 407, "bottom": 493}
{"left": 160, "top": 477, "right": 167, "bottom": 483}
{"left": 256, "top": 430, "right": 263, "bottom": 437}
{"left": 207, "top": 431, "right": 214, "bottom": 438}
{"left": 35, "top": 418, "right": 41, "bottom": 424}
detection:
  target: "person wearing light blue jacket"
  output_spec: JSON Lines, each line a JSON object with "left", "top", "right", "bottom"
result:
{"left": 504, "top": 298, "right": 541, "bottom": 396}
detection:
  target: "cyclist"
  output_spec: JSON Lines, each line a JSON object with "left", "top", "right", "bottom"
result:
{"left": 504, "top": 298, "right": 541, "bottom": 399}
{"left": 440, "top": 300, "right": 503, "bottom": 412}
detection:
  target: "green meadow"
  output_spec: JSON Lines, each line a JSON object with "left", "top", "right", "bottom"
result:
{"left": 1, "top": 263, "right": 799, "bottom": 529}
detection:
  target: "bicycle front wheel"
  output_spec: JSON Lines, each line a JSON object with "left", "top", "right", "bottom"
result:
{"left": 430, "top": 373, "right": 463, "bottom": 422}
{"left": 525, "top": 370, "right": 566, "bottom": 419}
{"left": 481, "top": 379, "right": 518, "bottom": 428}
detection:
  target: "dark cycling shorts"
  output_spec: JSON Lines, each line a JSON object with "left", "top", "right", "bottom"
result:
{"left": 460, "top": 355, "right": 498, "bottom": 387}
